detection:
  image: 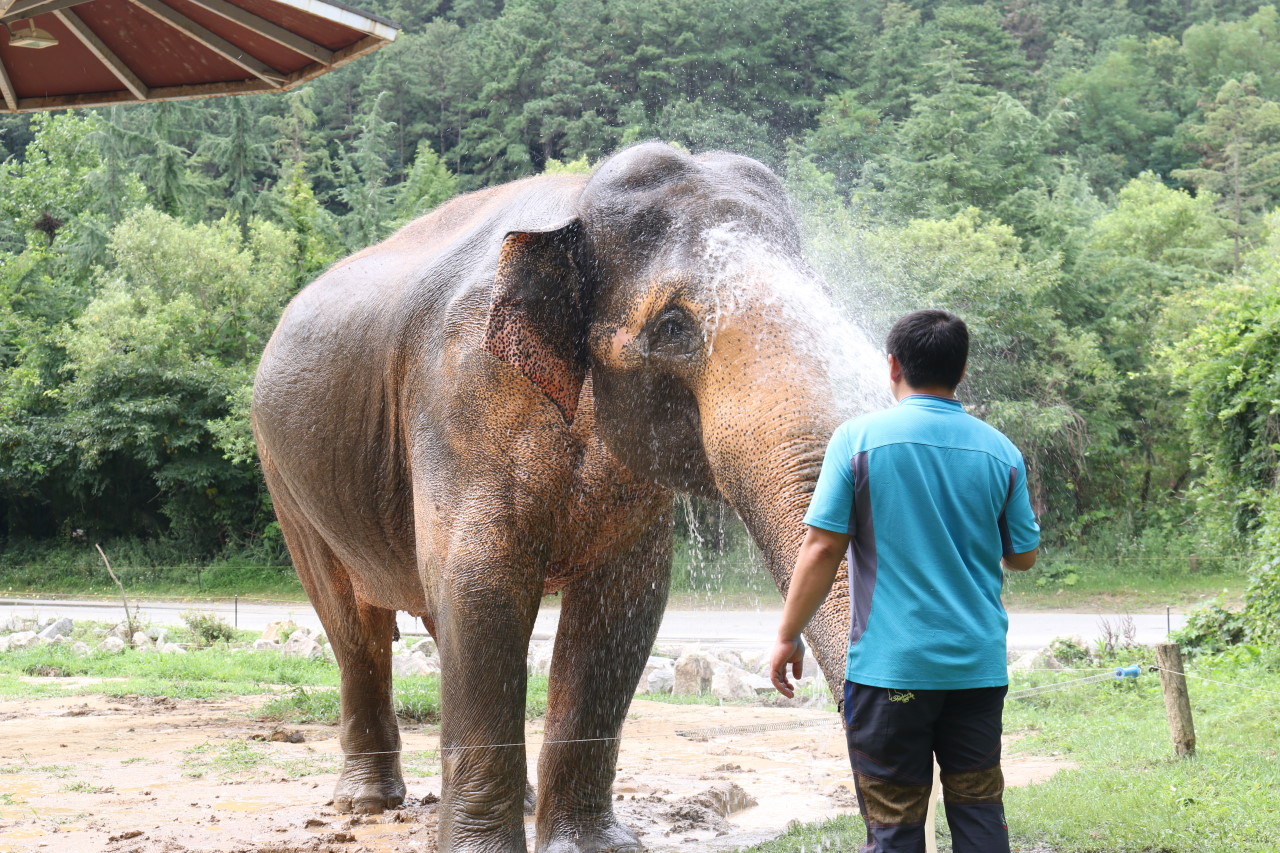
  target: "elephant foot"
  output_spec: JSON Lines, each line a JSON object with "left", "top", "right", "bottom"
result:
{"left": 537, "top": 815, "right": 644, "bottom": 853}
{"left": 333, "top": 767, "right": 406, "bottom": 815}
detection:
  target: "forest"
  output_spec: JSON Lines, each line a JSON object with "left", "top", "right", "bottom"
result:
{"left": 1, "top": 0, "right": 1279, "bottom": 597}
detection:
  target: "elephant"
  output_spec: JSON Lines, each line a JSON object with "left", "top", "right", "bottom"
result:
{"left": 251, "top": 141, "right": 886, "bottom": 852}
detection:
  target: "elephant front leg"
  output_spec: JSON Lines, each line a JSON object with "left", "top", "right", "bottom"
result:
{"left": 437, "top": 555, "right": 544, "bottom": 852}
{"left": 535, "top": 513, "right": 672, "bottom": 853}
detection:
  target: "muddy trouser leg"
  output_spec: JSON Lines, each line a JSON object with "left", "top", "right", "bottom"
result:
{"left": 933, "top": 686, "right": 1010, "bottom": 853}
{"left": 843, "top": 681, "right": 943, "bottom": 853}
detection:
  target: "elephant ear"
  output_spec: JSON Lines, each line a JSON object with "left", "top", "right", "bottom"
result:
{"left": 483, "top": 222, "right": 589, "bottom": 423}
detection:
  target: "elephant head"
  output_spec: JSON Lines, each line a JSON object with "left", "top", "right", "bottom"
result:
{"left": 484, "top": 142, "right": 888, "bottom": 693}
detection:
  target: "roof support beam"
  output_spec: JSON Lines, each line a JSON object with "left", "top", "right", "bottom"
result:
{"left": 0, "top": 57, "right": 16, "bottom": 112}
{"left": 54, "top": 7, "right": 149, "bottom": 100}
{"left": 180, "top": 0, "right": 334, "bottom": 65}
{"left": 1, "top": 0, "right": 90, "bottom": 24}
{"left": 127, "top": 0, "right": 287, "bottom": 87}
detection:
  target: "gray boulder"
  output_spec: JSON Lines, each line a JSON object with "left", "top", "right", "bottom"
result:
{"left": 527, "top": 643, "right": 555, "bottom": 677}
{"left": 97, "top": 636, "right": 127, "bottom": 654}
{"left": 647, "top": 667, "right": 675, "bottom": 694}
{"left": 146, "top": 627, "right": 168, "bottom": 644}
{"left": 282, "top": 632, "right": 323, "bottom": 659}
{"left": 392, "top": 651, "right": 439, "bottom": 677}
{"left": 71, "top": 641, "right": 91, "bottom": 656}
{"left": 252, "top": 638, "right": 283, "bottom": 652}
{"left": 713, "top": 649, "right": 745, "bottom": 669}
{"left": 7, "top": 631, "right": 44, "bottom": 650}
{"left": 710, "top": 666, "right": 760, "bottom": 701}
{"left": 108, "top": 623, "right": 132, "bottom": 641}
{"left": 37, "top": 617, "right": 73, "bottom": 641}
{"left": 673, "top": 651, "right": 719, "bottom": 695}
{"left": 410, "top": 638, "right": 437, "bottom": 656}
{"left": 260, "top": 620, "right": 298, "bottom": 644}
{"left": 636, "top": 656, "right": 676, "bottom": 695}
{"left": 0, "top": 635, "right": 10, "bottom": 654}
{"left": 160, "top": 643, "right": 187, "bottom": 655}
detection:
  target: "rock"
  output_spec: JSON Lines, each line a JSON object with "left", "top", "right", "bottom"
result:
{"left": 1007, "top": 652, "right": 1036, "bottom": 673}
{"left": 391, "top": 640, "right": 406, "bottom": 655}
{"left": 710, "top": 666, "right": 759, "bottom": 701}
{"left": 637, "top": 656, "right": 676, "bottom": 695}
{"left": 146, "top": 627, "right": 168, "bottom": 644}
{"left": 410, "top": 638, "right": 437, "bottom": 656}
{"left": 37, "top": 617, "right": 73, "bottom": 640}
{"left": 527, "top": 643, "right": 555, "bottom": 677}
{"left": 97, "top": 636, "right": 127, "bottom": 654}
{"left": 647, "top": 667, "right": 675, "bottom": 694}
{"left": 712, "top": 649, "right": 745, "bottom": 669}
{"left": 7, "top": 631, "right": 44, "bottom": 650}
{"left": 50, "top": 635, "right": 70, "bottom": 645}
{"left": 71, "top": 641, "right": 91, "bottom": 656}
{"left": 252, "top": 639, "right": 283, "bottom": 652}
{"left": 0, "top": 635, "right": 9, "bottom": 653}
{"left": 132, "top": 631, "right": 154, "bottom": 648}
{"left": 282, "top": 632, "right": 323, "bottom": 660}
{"left": 392, "top": 651, "right": 438, "bottom": 677}
{"left": 260, "top": 620, "right": 298, "bottom": 644}
{"left": 672, "top": 651, "right": 719, "bottom": 695}
{"left": 108, "top": 623, "right": 132, "bottom": 641}
{"left": 160, "top": 643, "right": 187, "bottom": 655}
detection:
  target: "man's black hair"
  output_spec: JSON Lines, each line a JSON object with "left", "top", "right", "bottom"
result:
{"left": 886, "top": 309, "right": 968, "bottom": 390}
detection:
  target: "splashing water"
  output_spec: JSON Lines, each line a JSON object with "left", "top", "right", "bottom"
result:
{"left": 696, "top": 220, "right": 892, "bottom": 420}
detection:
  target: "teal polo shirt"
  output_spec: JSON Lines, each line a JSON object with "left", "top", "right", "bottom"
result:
{"left": 804, "top": 395, "right": 1040, "bottom": 690}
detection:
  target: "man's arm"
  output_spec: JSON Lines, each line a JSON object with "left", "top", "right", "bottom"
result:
{"left": 770, "top": 525, "right": 851, "bottom": 697}
{"left": 1002, "top": 548, "right": 1037, "bottom": 572}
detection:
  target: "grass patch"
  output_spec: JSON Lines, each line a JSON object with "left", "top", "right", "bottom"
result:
{"left": 1001, "top": 649, "right": 1280, "bottom": 852}
{"left": 738, "top": 814, "right": 863, "bottom": 851}
{"left": 402, "top": 749, "right": 440, "bottom": 778}
{"left": 257, "top": 675, "right": 551, "bottom": 726}
{"left": 60, "top": 781, "right": 114, "bottom": 794}
{"left": 740, "top": 650, "right": 1280, "bottom": 853}
{"left": 0, "top": 644, "right": 339, "bottom": 690}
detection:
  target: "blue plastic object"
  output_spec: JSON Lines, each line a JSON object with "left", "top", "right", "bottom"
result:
{"left": 1114, "top": 665, "right": 1141, "bottom": 680}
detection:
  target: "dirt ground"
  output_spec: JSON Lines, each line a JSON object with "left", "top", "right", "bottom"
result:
{"left": 0, "top": 682, "right": 1071, "bottom": 852}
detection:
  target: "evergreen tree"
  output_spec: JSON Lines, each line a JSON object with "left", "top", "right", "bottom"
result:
{"left": 1174, "top": 75, "right": 1280, "bottom": 267}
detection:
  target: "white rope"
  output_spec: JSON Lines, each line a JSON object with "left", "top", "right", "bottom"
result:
{"left": 1148, "top": 666, "right": 1280, "bottom": 698}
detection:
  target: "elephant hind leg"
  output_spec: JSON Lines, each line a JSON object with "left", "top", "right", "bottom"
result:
{"left": 265, "top": 475, "right": 405, "bottom": 814}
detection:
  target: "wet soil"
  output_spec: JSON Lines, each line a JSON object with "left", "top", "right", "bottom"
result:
{"left": 0, "top": 684, "right": 1071, "bottom": 852}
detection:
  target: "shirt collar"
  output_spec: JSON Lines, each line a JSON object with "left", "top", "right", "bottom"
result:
{"left": 898, "top": 394, "right": 964, "bottom": 411}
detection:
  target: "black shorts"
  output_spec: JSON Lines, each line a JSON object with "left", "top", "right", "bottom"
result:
{"left": 843, "top": 680, "right": 1010, "bottom": 853}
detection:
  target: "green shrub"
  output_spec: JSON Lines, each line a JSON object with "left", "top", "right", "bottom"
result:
{"left": 1174, "top": 560, "right": 1280, "bottom": 654}
{"left": 181, "top": 611, "right": 238, "bottom": 645}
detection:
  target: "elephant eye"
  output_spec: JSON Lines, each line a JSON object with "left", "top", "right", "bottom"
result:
{"left": 648, "top": 307, "right": 699, "bottom": 357}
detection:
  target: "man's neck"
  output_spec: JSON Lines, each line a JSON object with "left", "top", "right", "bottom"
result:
{"left": 892, "top": 383, "right": 958, "bottom": 401}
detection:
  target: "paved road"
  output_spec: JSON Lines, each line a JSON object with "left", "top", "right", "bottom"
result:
{"left": 0, "top": 596, "right": 1185, "bottom": 652}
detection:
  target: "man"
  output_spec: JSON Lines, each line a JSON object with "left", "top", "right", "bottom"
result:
{"left": 770, "top": 309, "right": 1039, "bottom": 853}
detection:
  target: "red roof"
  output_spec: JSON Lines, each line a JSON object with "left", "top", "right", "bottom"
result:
{"left": 0, "top": 0, "right": 397, "bottom": 111}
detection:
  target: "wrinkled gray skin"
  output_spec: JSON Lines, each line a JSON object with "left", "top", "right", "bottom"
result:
{"left": 252, "top": 142, "right": 872, "bottom": 852}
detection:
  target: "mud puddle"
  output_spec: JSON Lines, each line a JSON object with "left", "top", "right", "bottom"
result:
{"left": 0, "top": 688, "right": 1071, "bottom": 852}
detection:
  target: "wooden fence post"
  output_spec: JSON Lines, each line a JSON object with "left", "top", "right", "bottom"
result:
{"left": 1155, "top": 643, "right": 1196, "bottom": 757}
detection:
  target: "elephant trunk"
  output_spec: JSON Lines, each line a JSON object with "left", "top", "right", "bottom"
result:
{"left": 725, "top": 437, "right": 853, "bottom": 700}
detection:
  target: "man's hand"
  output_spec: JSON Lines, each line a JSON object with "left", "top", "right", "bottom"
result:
{"left": 770, "top": 635, "right": 807, "bottom": 698}
{"left": 769, "top": 525, "right": 849, "bottom": 697}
